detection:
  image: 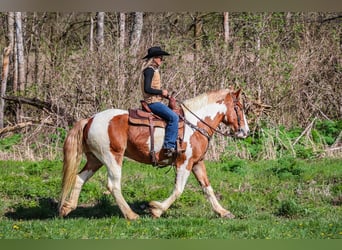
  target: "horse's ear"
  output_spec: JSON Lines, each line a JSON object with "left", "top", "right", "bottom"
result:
{"left": 235, "top": 89, "right": 241, "bottom": 98}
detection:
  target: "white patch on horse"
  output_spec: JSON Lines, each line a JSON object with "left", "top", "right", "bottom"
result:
{"left": 180, "top": 94, "right": 227, "bottom": 161}
{"left": 87, "top": 109, "right": 128, "bottom": 162}
{"left": 146, "top": 127, "right": 165, "bottom": 151}
{"left": 184, "top": 103, "right": 226, "bottom": 125}
{"left": 78, "top": 170, "right": 93, "bottom": 184}
{"left": 243, "top": 113, "right": 250, "bottom": 133}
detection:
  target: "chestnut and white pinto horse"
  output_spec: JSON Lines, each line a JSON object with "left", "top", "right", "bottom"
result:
{"left": 59, "top": 89, "right": 249, "bottom": 220}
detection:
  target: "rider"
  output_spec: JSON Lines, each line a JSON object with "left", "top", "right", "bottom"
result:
{"left": 141, "top": 46, "right": 179, "bottom": 157}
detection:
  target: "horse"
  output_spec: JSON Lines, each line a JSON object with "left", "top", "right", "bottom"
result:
{"left": 58, "top": 88, "right": 250, "bottom": 220}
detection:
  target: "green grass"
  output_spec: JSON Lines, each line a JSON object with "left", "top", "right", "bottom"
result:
{"left": 0, "top": 157, "right": 341, "bottom": 239}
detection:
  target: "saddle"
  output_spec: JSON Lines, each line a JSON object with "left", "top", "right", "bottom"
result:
{"left": 128, "top": 96, "right": 185, "bottom": 166}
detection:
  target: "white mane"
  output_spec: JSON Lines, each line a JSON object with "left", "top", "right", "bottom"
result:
{"left": 182, "top": 89, "right": 231, "bottom": 112}
{"left": 181, "top": 89, "right": 231, "bottom": 122}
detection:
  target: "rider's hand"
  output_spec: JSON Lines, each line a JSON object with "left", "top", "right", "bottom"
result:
{"left": 162, "top": 89, "right": 168, "bottom": 98}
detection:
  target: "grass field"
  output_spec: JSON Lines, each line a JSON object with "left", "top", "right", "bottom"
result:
{"left": 0, "top": 157, "right": 341, "bottom": 239}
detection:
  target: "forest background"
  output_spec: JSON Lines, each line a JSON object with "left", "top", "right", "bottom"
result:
{"left": 0, "top": 12, "right": 341, "bottom": 161}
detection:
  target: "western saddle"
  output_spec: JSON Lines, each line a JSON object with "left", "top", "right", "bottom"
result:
{"left": 128, "top": 96, "right": 185, "bottom": 166}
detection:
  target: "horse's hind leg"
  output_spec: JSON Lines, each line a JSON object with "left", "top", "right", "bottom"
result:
{"left": 192, "top": 160, "right": 234, "bottom": 218}
{"left": 104, "top": 153, "right": 139, "bottom": 220}
{"left": 60, "top": 153, "right": 102, "bottom": 217}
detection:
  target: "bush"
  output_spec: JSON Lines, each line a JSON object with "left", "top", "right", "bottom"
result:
{"left": 313, "top": 120, "right": 342, "bottom": 145}
{"left": 222, "top": 119, "right": 341, "bottom": 161}
{"left": 0, "top": 134, "right": 22, "bottom": 151}
{"left": 276, "top": 199, "right": 303, "bottom": 218}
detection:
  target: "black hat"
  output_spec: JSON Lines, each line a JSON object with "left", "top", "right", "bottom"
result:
{"left": 142, "top": 46, "right": 170, "bottom": 59}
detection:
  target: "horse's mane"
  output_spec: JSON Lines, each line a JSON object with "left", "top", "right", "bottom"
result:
{"left": 182, "top": 89, "right": 231, "bottom": 112}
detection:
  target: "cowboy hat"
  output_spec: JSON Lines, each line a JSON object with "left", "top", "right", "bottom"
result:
{"left": 142, "top": 46, "right": 170, "bottom": 59}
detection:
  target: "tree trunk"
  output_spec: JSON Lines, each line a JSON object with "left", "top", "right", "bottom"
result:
{"left": 0, "top": 12, "right": 14, "bottom": 128}
{"left": 223, "top": 12, "right": 230, "bottom": 44}
{"left": 96, "top": 12, "right": 105, "bottom": 49}
{"left": 7, "top": 12, "right": 16, "bottom": 93}
{"left": 119, "top": 12, "right": 126, "bottom": 51}
{"left": 119, "top": 13, "right": 126, "bottom": 93}
{"left": 1, "top": 12, "right": 15, "bottom": 129}
{"left": 0, "top": 47, "right": 11, "bottom": 129}
{"left": 32, "top": 12, "right": 41, "bottom": 87}
{"left": 15, "top": 12, "right": 25, "bottom": 94}
{"left": 130, "top": 12, "right": 143, "bottom": 56}
{"left": 89, "top": 13, "right": 94, "bottom": 52}
{"left": 8, "top": 12, "right": 15, "bottom": 50}
{"left": 193, "top": 13, "right": 203, "bottom": 51}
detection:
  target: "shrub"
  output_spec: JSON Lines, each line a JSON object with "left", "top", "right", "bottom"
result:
{"left": 276, "top": 199, "right": 303, "bottom": 218}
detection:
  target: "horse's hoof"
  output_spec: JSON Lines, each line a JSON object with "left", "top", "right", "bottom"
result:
{"left": 149, "top": 201, "right": 163, "bottom": 218}
{"left": 126, "top": 212, "right": 140, "bottom": 221}
{"left": 59, "top": 205, "right": 73, "bottom": 217}
{"left": 222, "top": 211, "right": 235, "bottom": 219}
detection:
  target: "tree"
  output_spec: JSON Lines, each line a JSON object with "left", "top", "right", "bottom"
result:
{"left": 89, "top": 13, "right": 94, "bottom": 51}
{"left": 0, "top": 48, "right": 11, "bottom": 129}
{"left": 193, "top": 12, "right": 203, "bottom": 51}
{"left": 96, "top": 12, "right": 104, "bottom": 49}
{"left": 119, "top": 12, "right": 126, "bottom": 51}
{"left": 0, "top": 13, "right": 14, "bottom": 129}
{"left": 15, "top": 12, "right": 25, "bottom": 94}
{"left": 129, "top": 12, "right": 143, "bottom": 56}
{"left": 119, "top": 12, "right": 126, "bottom": 88}
{"left": 223, "top": 12, "right": 230, "bottom": 44}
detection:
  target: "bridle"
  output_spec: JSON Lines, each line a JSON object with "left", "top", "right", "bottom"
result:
{"left": 232, "top": 95, "right": 243, "bottom": 134}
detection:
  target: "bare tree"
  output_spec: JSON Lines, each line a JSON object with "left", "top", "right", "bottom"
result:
{"left": 223, "top": 12, "right": 230, "bottom": 44}
{"left": 193, "top": 12, "right": 203, "bottom": 51}
{"left": 130, "top": 12, "right": 143, "bottom": 56}
{"left": 0, "top": 47, "right": 11, "bottom": 129}
{"left": 15, "top": 12, "right": 25, "bottom": 94}
{"left": 96, "top": 12, "right": 105, "bottom": 49}
{"left": 8, "top": 12, "right": 15, "bottom": 50}
{"left": 119, "top": 12, "right": 126, "bottom": 51}
{"left": 89, "top": 13, "right": 94, "bottom": 51}
{"left": 0, "top": 13, "right": 15, "bottom": 128}
{"left": 119, "top": 13, "right": 126, "bottom": 88}
{"left": 1, "top": 13, "right": 15, "bottom": 128}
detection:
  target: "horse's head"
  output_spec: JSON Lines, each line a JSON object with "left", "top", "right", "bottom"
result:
{"left": 223, "top": 89, "right": 250, "bottom": 139}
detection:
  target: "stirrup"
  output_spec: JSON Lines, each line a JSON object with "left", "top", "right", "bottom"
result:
{"left": 163, "top": 148, "right": 176, "bottom": 158}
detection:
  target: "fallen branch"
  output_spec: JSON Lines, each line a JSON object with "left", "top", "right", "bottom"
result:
{"left": 325, "top": 146, "right": 342, "bottom": 157}
{"left": 0, "top": 121, "right": 33, "bottom": 136}
{"left": 292, "top": 117, "right": 317, "bottom": 146}
{"left": 2, "top": 95, "right": 74, "bottom": 125}
{"left": 331, "top": 130, "right": 342, "bottom": 147}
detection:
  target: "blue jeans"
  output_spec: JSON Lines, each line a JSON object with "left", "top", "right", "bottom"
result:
{"left": 148, "top": 102, "right": 179, "bottom": 149}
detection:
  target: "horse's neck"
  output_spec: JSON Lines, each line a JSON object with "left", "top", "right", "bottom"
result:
{"left": 183, "top": 93, "right": 226, "bottom": 127}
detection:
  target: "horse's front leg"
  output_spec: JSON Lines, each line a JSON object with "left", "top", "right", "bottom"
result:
{"left": 149, "top": 165, "right": 191, "bottom": 218}
{"left": 192, "top": 160, "right": 235, "bottom": 219}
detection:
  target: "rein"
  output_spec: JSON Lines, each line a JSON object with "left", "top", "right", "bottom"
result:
{"left": 174, "top": 94, "right": 240, "bottom": 139}
{"left": 178, "top": 100, "right": 229, "bottom": 138}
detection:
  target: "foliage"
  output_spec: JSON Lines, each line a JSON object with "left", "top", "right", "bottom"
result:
{"left": 0, "top": 134, "right": 21, "bottom": 151}
{"left": 221, "top": 119, "right": 341, "bottom": 161}
{"left": 313, "top": 120, "right": 342, "bottom": 145}
{"left": 0, "top": 157, "right": 341, "bottom": 239}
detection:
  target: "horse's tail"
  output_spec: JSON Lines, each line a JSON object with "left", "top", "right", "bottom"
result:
{"left": 59, "top": 118, "right": 89, "bottom": 215}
